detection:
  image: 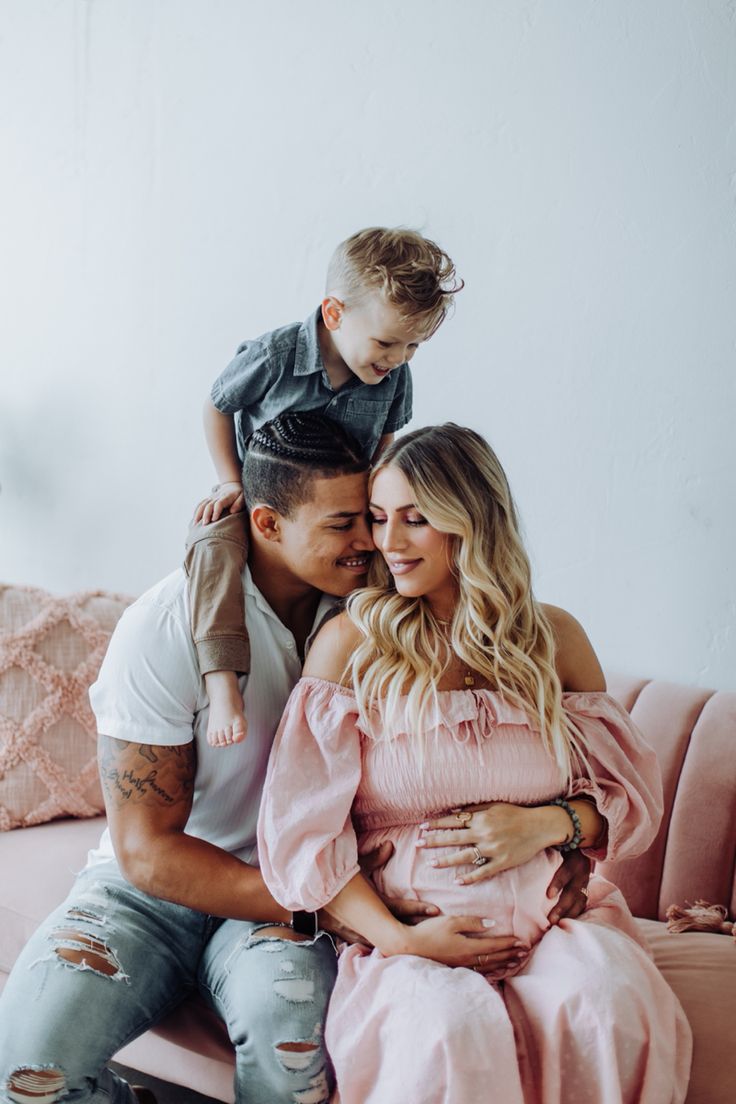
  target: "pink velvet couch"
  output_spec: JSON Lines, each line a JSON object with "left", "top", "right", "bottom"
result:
{"left": 1, "top": 674, "right": 735, "bottom": 1103}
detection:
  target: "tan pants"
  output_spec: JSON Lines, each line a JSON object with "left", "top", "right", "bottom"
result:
{"left": 184, "top": 511, "right": 250, "bottom": 676}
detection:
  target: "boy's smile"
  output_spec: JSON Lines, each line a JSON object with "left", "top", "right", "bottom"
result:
{"left": 319, "top": 293, "right": 427, "bottom": 389}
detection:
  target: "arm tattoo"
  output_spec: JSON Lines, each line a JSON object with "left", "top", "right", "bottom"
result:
{"left": 98, "top": 736, "right": 196, "bottom": 810}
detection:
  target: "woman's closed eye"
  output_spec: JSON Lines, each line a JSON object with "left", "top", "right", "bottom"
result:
{"left": 369, "top": 513, "right": 428, "bottom": 527}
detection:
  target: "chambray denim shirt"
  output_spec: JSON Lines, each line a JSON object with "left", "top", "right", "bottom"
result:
{"left": 211, "top": 307, "right": 413, "bottom": 460}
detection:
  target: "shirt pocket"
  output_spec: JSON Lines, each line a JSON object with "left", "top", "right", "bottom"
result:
{"left": 341, "top": 397, "right": 392, "bottom": 423}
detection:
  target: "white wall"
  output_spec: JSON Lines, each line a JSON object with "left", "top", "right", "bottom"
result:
{"left": 1, "top": 0, "right": 734, "bottom": 690}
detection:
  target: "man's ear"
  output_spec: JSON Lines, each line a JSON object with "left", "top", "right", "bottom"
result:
{"left": 251, "top": 504, "right": 282, "bottom": 542}
{"left": 321, "top": 296, "right": 344, "bottom": 332}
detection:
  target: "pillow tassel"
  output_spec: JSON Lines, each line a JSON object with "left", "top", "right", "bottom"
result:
{"left": 665, "top": 899, "right": 734, "bottom": 938}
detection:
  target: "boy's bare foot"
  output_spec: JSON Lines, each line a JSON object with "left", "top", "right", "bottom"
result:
{"left": 205, "top": 670, "right": 248, "bottom": 747}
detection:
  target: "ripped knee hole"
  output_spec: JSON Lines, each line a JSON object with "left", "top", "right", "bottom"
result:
{"left": 7, "top": 1067, "right": 66, "bottom": 1103}
{"left": 251, "top": 926, "right": 310, "bottom": 944}
{"left": 52, "top": 929, "right": 121, "bottom": 977}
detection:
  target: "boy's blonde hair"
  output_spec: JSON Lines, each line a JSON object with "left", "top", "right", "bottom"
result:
{"left": 326, "top": 227, "right": 463, "bottom": 336}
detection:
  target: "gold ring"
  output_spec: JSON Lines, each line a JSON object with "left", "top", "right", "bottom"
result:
{"left": 455, "top": 810, "right": 473, "bottom": 826}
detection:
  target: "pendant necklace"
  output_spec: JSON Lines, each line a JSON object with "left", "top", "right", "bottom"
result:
{"left": 436, "top": 616, "right": 477, "bottom": 688}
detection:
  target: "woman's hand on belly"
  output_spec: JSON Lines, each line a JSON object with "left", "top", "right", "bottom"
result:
{"left": 417, "top": 802, "right": 571, "bottom": 884}
{"left": 392, "top": 914, "right": 527, "bottom": 973}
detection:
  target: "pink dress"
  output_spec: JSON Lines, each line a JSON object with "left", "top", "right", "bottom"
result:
{"left": 258, "top": 678, "right": 692, "bottom": 1104}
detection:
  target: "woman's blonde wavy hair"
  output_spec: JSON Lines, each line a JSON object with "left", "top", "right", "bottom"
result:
{"left": 346, "top": 424, "right": 587, "bottom": 782}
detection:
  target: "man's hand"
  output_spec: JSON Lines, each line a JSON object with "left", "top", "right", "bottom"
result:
{"left": 360, "top": 841, "right": 441, "bottom": 925}
{"left": 317, "top": 842, "right": 440, "bottom": 943}
{"left": 546, "top": 848, "right": 592, "bottom": 924}
{"left": 194, "top": 482, "right": 245, "bottom": 526}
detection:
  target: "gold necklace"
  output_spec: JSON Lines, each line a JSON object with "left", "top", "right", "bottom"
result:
{"left": 436, "top": 617, "right": 477, "bottom": 688}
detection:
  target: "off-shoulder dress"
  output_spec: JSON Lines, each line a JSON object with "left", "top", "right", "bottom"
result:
{"left": 258, "top": 678, "right": 692, "bottom": 1104}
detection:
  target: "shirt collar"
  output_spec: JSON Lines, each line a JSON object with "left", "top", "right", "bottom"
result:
{"left": 293, "top": 307, "right": 325, "bottom": 377}
{"left": 244, "top": 565, "right": 338, "bottom": 647}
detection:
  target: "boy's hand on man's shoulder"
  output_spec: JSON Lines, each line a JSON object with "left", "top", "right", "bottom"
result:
{"left": 194, "top": 482, "right": 245, "bottom": 525}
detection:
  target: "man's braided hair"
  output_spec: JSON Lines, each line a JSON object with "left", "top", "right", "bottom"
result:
{"left": 242, "top": 412, "right": 367, "bottom": 517}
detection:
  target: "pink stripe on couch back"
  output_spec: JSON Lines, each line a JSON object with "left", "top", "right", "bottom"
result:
{"left": 601, "top": 676, "right": 736, "bottom": 922}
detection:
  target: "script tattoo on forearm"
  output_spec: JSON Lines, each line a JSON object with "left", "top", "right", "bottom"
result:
{"left": 98, "top": 736, "right": 195, "bottom": 809}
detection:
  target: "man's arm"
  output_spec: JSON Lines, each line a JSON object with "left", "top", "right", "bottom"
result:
{"left": 99, "top": 735, "right": 289, "bottom": 923}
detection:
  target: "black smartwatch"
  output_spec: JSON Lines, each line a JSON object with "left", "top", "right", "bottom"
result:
{"left": 291, "top": 910, "right": 318, "bottom": 937}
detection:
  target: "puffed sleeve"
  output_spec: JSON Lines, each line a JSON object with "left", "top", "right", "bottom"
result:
{"left": 257, "top": 677, "right": 363, "bottom": 913}
{"left": 563, "top": 692, "right": 664, "bottom": 863}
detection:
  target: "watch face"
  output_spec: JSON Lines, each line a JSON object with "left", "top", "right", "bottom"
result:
{"left": 292, "top": 910, "right": 317, "bottom": 937}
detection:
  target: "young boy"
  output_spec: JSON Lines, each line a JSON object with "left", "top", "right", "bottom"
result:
{"left": 187, "top": 226, "right": 462, "bottom": 747}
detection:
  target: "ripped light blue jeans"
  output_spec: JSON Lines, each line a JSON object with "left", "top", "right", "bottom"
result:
{"left": 0, "top": 862, "right": 337, "bottom": 1104}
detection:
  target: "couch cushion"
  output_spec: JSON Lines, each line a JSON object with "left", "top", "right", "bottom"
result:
{"left": 637, "top": 918, "right": 736, "bottom": 1104}
{"left": 0, "top": 815, "right": 106, "bottom": 972}
{"left": 0, "top": 584, "right": 132, "bottom": 830}
{"left": 601, "top": 677, "right": 736, "bottom": 922}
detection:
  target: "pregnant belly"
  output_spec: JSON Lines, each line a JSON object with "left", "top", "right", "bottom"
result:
{"left": 361, "top": 823, "right": 564, "bottom": 949}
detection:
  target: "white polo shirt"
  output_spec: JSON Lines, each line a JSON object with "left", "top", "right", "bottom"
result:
{"left": 87, "top": 566, "right": 335, "bottom": 869}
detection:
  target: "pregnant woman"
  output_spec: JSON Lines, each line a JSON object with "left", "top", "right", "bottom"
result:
{"left": 258, "top": 423, "right": 692, "bottom": 1104}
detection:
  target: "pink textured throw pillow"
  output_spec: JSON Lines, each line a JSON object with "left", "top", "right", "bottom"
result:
{"left": 0, "top": 583, "right": 133, "bottom": 830}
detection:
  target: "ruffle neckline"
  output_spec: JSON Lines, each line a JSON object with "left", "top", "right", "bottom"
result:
{"left": 299, "top": 676, "right": 620, "bottom": 742}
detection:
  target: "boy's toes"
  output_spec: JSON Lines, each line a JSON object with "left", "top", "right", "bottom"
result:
{"left": 207, "top": 718, "right": 247, "bottom": 747}
{"left": 231, "top": 715, "right": 248, "bottom": 744}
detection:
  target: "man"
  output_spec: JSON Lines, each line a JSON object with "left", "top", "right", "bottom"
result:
{"left": 0, "top": 413, "right": 588, "bottom": 1104}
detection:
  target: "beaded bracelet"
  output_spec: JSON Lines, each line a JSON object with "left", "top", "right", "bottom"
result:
{"left": 551, "top": 797, "right": 583, "bottom": 852}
